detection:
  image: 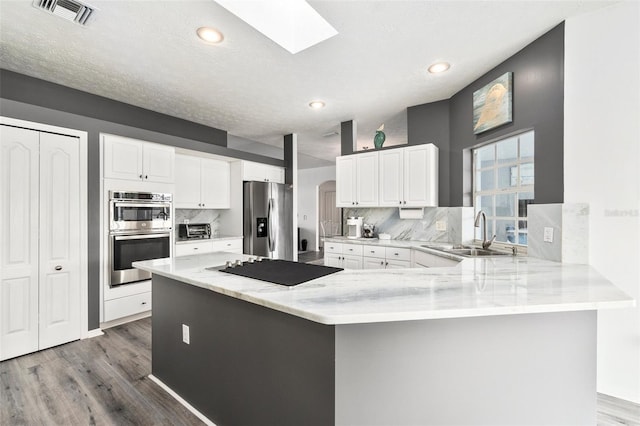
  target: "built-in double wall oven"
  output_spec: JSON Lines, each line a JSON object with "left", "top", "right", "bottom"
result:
{"left": 109, "top": 191, "right": 172, "bottom": 286}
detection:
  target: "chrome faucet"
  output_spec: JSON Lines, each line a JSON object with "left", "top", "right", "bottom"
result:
{"left": 474, "top": 211, "right": 496, "bottom": 249}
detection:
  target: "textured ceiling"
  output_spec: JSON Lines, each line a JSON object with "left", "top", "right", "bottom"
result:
{"left": 0, "top": 0, "right": 615, "bottom": 168}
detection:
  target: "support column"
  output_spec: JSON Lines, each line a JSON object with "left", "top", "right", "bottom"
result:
{"left": 284, "top": 134, "right": 298, "bottom": 261}
{"left": 340, "top": 120, "right": 357, "bottom": 155}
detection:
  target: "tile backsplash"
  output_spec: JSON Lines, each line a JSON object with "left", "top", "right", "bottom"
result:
{"left": 174, "top": 209, "right": 222, "bottom": 235}
{"left": 342, "top": 207, "right": 474, "bottom": 244}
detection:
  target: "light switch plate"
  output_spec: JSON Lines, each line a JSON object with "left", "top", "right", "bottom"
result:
{"left": 436, "top": 220, "right": 447, "bottom": 231}
{"left": 543, "top": 227, "right": 554, "bottom": 243}
{"left": 182, "top": 324, "right": 190, "bottom": 344}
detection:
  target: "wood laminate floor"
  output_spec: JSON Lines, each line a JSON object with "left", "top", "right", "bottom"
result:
{"left": 1, "top": 317, "right": 639, "bottom": 426}
{"left": 1, "top": 318, "right": 203, "bottom": 426}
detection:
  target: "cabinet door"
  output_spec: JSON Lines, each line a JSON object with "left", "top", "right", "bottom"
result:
{"left": 342, "top": 254, "right": 363, "bottom": 270}
{"left": 363, "top": 257, "right": 385, "bottom": 270}
{"left": 142, "top": 143, "right": 174, "bottom": 183}
{"left": 385, "top": 259, "right": 411, "bottom": 269}
{"left": 403, "top": 144, "right": 438, "bottom": 207}
{"left": 242, "top": 161, "right": 266, "bottom": 182}
{"left": 174, "top": 155, "right": 202, "bottom": 208}
{"left": 201, "top": 158, "right": 230, "bottom": 208}
{"left": 0, "top": 126, "right": 40, "bottom": 360}
{"left": 265, "top": 165, "right": 285, "bottom": 184}
{"left": 103, "top": 135, "right": 143, "bottom": 181}
{"left": 379, "top": 149, "right": 404, "bottom": 206}
{"left": 38, "top": 132, "right": 81, "bottom": 350}
{"left": 356, "top": 152, "right": 379, "bottom": 206}
{"left": 324, "top": 253, "right": 342, "bottom": 268}
{"left": 336, "top": 156, "right": 356, "bottom": 207}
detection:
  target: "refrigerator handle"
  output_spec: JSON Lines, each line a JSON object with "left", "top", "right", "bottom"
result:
{"left": 268, "top": 198, "right": 276, "bottom": 253}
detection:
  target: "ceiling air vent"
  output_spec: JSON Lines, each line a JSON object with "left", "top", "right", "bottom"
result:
{"left": 33, "top": 0, "right": 95, "bottom": 26}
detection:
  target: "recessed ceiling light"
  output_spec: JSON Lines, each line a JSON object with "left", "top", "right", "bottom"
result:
{"left": 428, "top": 62, "right": 450, "bottom": 73}
{"left": 197, "top": 27, "right": 224, "bottom": 44}
{"left": 309, "top": 101, "right": 325, "bottom": 109}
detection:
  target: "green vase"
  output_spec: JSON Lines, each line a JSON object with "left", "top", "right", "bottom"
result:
{"left": 374, "top": 131, "right": 386, "bottom": 149}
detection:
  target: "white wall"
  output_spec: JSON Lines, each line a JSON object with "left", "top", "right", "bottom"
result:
{"left": 297, "top": 165, "right": 336, "bottom": 251}
{"left": 564, "top": 1, "right": 640, "bottom": 403}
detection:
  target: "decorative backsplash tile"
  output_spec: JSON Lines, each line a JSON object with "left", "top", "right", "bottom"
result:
{"left": 341, "top": 207, "right": 475, "bottom": 244}
{"left": 528, "top": 203, "right": 589, "bottom": 264}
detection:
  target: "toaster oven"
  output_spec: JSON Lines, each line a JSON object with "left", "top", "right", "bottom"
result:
{"left": 178, "top": 223, "right": 211, "bottom": 240}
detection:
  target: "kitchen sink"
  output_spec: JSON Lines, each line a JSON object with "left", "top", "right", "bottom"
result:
{"left": 443, "top": 248, "right": 511, "bottom": 257}
{"left": 421, "top": 244, "right": 512, "bottom": 258}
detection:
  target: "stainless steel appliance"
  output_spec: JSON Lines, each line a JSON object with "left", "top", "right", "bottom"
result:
{"left": 109, "top": 191, "right": 172, "bottom": 286}
{"left": 110, "top": 190, "right": 171, "bottom": 232}
{"left": 243, "top": 181, "right": 293, "bottom": 260}
{"left": 178, "top": 223, "right": 211, "bottom": 240}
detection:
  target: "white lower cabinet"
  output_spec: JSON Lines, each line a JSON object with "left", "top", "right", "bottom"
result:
{"left": 363, "top": 245, "right": 411, "bottom": 270}
{"left": 175, "top": 238, "right": 243, "bottom": 257}
{"left": 1, "top": 125, "right": 82, "bottom": 361}
{"left": 324, "top": 243, "right": 363, "bottom": 269}
{"left": 325, "top": 240, "right": 460, "bottom": 271}
{"left": 104, "top": 292, "right": 151, "bottom": 322}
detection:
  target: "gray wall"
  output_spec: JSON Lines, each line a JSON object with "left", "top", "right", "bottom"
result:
{"left": 408, "top": 23, "right": 565, "bottom": 206}
{"left": 0, "top": 70, "right": 284, "bottom": 330}
{"left": 407, "top": 99, "right": 451, "bottom": 207}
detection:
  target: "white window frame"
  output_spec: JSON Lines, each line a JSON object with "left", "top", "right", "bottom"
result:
{"left": 472, "top": 130, "right": 534, "bottom": 250}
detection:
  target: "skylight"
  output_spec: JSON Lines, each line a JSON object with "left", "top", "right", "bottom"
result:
{"left": 213, "top": 0, "right": 338, "bottom": 54}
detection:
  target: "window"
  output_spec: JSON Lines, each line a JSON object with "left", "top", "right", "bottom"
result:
{"left": 473, "top": 131, "right": 534, "bottom": 245}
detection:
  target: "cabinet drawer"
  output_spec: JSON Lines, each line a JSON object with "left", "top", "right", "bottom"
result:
{"left": 104, "top": 292, "right": 151, "bottom": 322}
{"left": 175, "top": 241, "right": 214, "bottom": 257}
{"left": 342, "top": 244, "right": 363, "bottom": 256}
{"left": 211, "top": 238, "right": 243, "bottom": 253}
{"left": 363, "top": 245, "right": 385, "bottom": 259}
{"left": 385, "top": 259, "right": 411, "bottom": 269}
{"left": 324, "top": 242, "right": 343, "bottom": 254}
{"left": 385, "top": 247, "right": 411, "bottom": 261}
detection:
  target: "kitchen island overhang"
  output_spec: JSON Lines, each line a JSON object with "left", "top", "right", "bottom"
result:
{"left": 134, "top": 252, "right": 634, "bottom": 426}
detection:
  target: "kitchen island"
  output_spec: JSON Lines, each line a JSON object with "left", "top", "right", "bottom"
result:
{"left": 134, "top": 251, "right": 633, "bottom": 426}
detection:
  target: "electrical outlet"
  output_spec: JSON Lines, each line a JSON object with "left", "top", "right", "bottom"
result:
{"left": 436, "top": 220, "right": 447, "bottom": 231}
{"left": 543, "top": 227, "right": 554, "bottom": 243}
{"left": 182, "top": 324, "right": 190, "bottom": 344}
{"left": 183, "top": 219, "right": 189, "bottom": 224}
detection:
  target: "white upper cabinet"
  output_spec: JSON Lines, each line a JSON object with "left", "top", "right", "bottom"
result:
{"left": 354, "top": 144, "right": 438, "bottom": 208}
{"left": 103, "top": 134, "right": 174, "bottom": 183}
{"left": 379, "top": 149, "right": 404, "bottom": 206}
{"left": 241, "top": 161, "right": 284, "bottom": 184}
{"left": 175, "top": 154, "right": 230, "bottom": 209}
{"left": 403, "top": 144, "right": 438, "bottom": 207}
{"left": 336, "top": 152, "right": 379, "bottom": 207}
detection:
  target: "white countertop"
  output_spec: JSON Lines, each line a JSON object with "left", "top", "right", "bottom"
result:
{"left": 134, "top": 249, "right": 634, "bottom": 326}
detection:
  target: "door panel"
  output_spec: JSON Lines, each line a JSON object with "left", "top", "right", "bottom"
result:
{"left": 336, "top": 156, "right": 355, "bottom": 207}
{"left": 201, "top": 158, "right": 230, "bottom": 208}
{"left": 379, "top": 149, "right": 403, "bottom": 206}
{"left": 38, "top": 132, "right": 81, "bottom": 350}
{"left": 356, "top": 152, "right": 379, "bottom": 206}
{"left": 174, "top": 155, "right": 201, "bottom": 208}
{"left": 0, "top": 126, "right": 39, "bottom": 360}
{"left": 143, "top": 143, "right": 174, "bottom": 183}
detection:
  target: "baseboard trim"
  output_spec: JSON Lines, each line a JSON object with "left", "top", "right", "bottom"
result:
{"left": 148, "top": 374, "right": 216, "bottom": 426}
{"left": 100, "top": 311, "right": 151, "bottom": 330}
{"left": 83, "top": 328, "right": 104, "bottom": 339}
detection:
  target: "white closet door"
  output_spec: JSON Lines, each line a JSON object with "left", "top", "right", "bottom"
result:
{"left": 38, "top": 132, "right": 81, "bottom": 350}
{"left": 0, "top": 126, "right": 40, "bottom": 360}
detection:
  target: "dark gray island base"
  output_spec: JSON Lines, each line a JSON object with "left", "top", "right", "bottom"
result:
{"left": 151, "top": 274, "right": 596, "bottom": 426}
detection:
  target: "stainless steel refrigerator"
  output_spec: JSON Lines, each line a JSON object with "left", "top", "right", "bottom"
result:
{"left": 243, "top": 181, "right": 293, "bottom": 260}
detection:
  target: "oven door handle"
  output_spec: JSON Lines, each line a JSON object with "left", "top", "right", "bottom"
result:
{"left": 114, "top": 233, "right": 170, "bottom": 241}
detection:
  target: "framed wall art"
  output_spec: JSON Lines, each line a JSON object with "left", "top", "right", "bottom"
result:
{"left": 473, "top": 72, "right": 513, "bottom": 134}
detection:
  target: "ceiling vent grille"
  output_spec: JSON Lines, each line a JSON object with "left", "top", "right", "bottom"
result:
{"left": 33, "top": 0, "right": 95, "bottom": 26}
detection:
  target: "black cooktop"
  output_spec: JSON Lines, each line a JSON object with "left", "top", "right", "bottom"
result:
{"left": 219, "top": 259, "right": 342, "bottom": 287}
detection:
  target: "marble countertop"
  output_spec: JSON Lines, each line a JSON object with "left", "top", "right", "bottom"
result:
{"left": 133, "top": 250, "right": 634, "bottom": 325}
